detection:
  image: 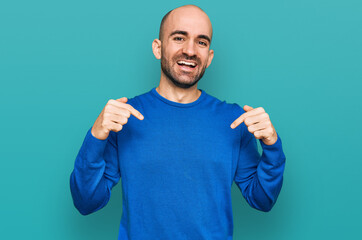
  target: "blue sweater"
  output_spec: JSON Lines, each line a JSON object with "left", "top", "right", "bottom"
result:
{"left": 70, "top": 87, "right": 286, "bottom": 240}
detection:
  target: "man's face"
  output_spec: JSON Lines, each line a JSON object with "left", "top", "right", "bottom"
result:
{"left": 159, "top": 7, "right": 214, "bottom": 89}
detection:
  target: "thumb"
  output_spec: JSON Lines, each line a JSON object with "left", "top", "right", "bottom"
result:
{"left": 243, "top": 105, "right": 254, "bottom": 112}
{"left": 116, "top": 97, "right": 128, "bottom": 103}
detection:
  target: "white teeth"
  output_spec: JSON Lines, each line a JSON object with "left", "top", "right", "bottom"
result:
{"left": 177, "top": 61, "right": 196, "bottom": 67}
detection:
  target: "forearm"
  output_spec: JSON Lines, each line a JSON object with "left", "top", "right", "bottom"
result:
{"left": 70, "top": 158, "right": 110, "bottom": 215}
{"left": 243, "top": 135, "right": 286, "bottom": 211}
{"left": 69, "top": 129, "right": 119, "bottom": 215}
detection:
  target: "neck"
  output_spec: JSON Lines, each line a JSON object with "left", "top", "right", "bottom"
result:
{"left": 156, "top": 74, "right": 201, "bottom": 104}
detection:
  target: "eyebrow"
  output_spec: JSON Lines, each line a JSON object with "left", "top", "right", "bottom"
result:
{"left": 169, "top": 30, "right": 211, "bottom": 43}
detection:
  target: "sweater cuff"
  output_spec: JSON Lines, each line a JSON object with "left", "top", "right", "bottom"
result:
{"left": 81, "top": 128, "right": 109, "bottom": 162}
{"left": 259, "top": 133, "right": 285, "bottom": 165}
{"left": 259, "top": 133, "right": 282, "bottom": 149}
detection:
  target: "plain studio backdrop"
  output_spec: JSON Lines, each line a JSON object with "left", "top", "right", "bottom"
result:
{"left": 0, "top": 0, "right": 361, "bottom": 239}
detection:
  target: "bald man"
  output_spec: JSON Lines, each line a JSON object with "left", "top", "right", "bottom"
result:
{"left": 70, "top": 5, "right": 286, "bottom": 240}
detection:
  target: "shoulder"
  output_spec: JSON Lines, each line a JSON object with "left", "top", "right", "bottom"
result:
{"left": 203, "top": 91, "right": 246, "bottom": 119}
{"left": 124, "top": 89, "right": 153, "bottom": 110}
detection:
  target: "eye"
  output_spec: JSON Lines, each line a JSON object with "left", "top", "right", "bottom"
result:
{"left": 174, "top": 37, "right": 184, "bottom": 41}
{"left": 199, "top": 41, "right": 207, "bottom": 46}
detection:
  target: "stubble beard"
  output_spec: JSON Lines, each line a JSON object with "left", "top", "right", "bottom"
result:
{"left": 160, "top": 53, "right": 207, "bottom": 89}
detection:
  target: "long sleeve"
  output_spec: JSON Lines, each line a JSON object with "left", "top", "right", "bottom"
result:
{"left": 234, "top": 123, "right": 286, "bottom": 212}
{"left": 70, "top": 128, "right": 121, "bottom": 215}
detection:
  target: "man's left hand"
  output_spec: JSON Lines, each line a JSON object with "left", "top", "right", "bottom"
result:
{"left": 230, "top": 105, "right": 278, "bottom": 145}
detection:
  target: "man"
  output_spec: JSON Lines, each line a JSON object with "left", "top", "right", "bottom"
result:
{"left": 70, "top": 4, "right": 286, "bottom": 240}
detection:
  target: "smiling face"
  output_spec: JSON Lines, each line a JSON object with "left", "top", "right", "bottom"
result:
{"left": 153, "top": 5, "right": 214, "bottom": 89}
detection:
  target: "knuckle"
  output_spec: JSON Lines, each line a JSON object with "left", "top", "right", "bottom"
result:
{"left": 103, "top": 112, "right": 110, "bottom": 118}
{"left": 248, "top": 126, "right": 254, "bottom": 133}
{"left": 125, "top": 111, "right": 131, "bottom": 118}
{"left": 104, "top": 105, "right": 111, "bottom": 112}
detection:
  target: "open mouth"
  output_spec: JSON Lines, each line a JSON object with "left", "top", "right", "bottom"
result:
{"left": 177, "top": 60, "right": 197, "bottom": 70}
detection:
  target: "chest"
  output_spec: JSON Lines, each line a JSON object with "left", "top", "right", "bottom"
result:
{"left": 117, "top": 108, "right": 241, "bottom": 185}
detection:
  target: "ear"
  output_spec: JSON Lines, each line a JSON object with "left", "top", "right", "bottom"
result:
{"left": 206, "top": 49, "right": 214, "bottom": 68}
{"left": 152, "top": 39, "right": 162, "bottom": 59}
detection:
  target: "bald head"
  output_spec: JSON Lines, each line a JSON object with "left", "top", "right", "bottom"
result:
{"left": 159, "top": 5, "right": 213, "bottom": 43}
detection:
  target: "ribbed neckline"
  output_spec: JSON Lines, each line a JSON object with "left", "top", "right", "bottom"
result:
{"left": 150, "top": 87, "right": 206, "bottom": 108}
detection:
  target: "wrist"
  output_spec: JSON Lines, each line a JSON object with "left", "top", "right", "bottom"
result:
{"left": 261, "top": 132, "right": 278, "bottom": 146}
{"left": 91, "top": 126, "right": 109, "bottom": 140}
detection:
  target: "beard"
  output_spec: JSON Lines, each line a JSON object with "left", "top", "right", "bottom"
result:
{"left": 161, "top": 52, "right": 207, "bottom": 89}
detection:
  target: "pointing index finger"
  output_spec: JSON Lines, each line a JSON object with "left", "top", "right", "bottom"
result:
{"left": 108, "top": 100, "right": 144, "bottom": 120}
{"left": 230, "top": 107, "right": 265, "bottom": 129}
{"left": 120, "top": 103, "right": 144, "bottom": 120}
{"left": 230, "top": 112, "right": 247, "bottom": 129}
{"left": 128, "top": 105, "right": 144, "bottom": 120}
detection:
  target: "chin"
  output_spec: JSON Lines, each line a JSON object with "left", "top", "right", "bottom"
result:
{"left": 171, "top": 77, "right": 200, "bottom": 89}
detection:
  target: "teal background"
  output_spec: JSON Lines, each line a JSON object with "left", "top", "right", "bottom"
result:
{"left": 0, "top": 0, "right": 361, "bottom": 239}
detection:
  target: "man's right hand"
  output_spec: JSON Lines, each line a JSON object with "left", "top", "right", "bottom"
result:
{"left": 91, "top": 97, "right": 144, "bottom": 140}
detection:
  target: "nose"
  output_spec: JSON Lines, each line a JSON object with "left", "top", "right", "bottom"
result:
{"left": 182, "top": 40, "right": 196, "bottom": 57}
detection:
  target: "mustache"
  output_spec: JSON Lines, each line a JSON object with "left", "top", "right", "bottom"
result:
{"left": 175, "top": 53, "right": 200, "bottom": 64}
